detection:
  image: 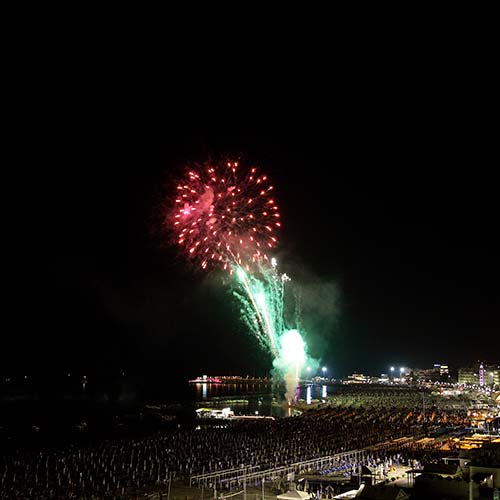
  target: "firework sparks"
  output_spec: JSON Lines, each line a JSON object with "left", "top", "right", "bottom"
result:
{"left": 233, "top": 264, "right": 285, "bottom": 357}
{"left": 169, "top": 160, "right": 280, "bottom": 272}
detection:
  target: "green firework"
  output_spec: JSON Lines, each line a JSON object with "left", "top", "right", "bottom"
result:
{"left": 233, "top": 261, "right": 288, "bottom": 356}
{"left": 232, "top": 260, "right": 316, "bottom": 402}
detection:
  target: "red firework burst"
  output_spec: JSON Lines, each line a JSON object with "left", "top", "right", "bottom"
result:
{"left": 170, "top": 160, "right": 280, "bottom": 272}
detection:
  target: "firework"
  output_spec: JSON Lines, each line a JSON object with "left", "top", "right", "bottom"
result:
{"left": 233, "top": 263, "right": 313, "bottom": 403}
{"left": 167, "top": 157, "right": 318, "bottom": 407}
{"left": 170, "top": 160, "right": 280, "bottom": 272}
{"left": 233, "top": 262, "right": 289, "bottom": 357}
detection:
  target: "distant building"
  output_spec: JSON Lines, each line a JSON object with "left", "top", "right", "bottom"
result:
{"left": 459, "top": 363, "right": 500, "bottom": 387}
{"left": 430, "top": 363, "right": 451, "bottom": 377}
{"left": 412, "top": 366, "right": 441, "bottom": 382}
{"left": 486, "top": 367, "right": 500, "bottom": 387}
{"left": 458, "top": 368, "right": 479, "bottom": 385}
{"left": 195, "top": 407, "right": 234, "bottom": 419}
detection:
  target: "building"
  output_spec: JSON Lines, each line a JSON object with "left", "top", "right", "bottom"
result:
{"left": 439, "top": 364, "right": 449, "bottom": 376}
{"left": 486, "top": 367, "right": 500, "bottom": 387}
{"left": 458, "top": 363, "right": 499, "bottom": 387}
{"left": 459, "top": 368, "right": 479, "bottom": 386}
{"left": 195, "top": 407, "right": 234, "bottom": 419}
{"left": 413, "top": 364, "right": 452, "bottom": 382}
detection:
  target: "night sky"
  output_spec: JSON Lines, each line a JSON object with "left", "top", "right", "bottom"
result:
{"left": 5, "top": 91, "right": 499, "bottom": 386}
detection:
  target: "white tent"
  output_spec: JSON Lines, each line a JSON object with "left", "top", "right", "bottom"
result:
{"left": 354, "top": 484, "right": 410, "bottom": 499}
{"left": 333, "top": 489, "right": 359, "bottom": 499}
{"left": 277, "top": 489, "right": 310, "bottom": 500}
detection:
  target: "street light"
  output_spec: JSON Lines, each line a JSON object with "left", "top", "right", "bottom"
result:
{"left": 390, "top": 367, "right": 395, "bottom": 373}
{"left": 400, "top": 367, "right": 405, "bottom": 375}
{"left": 322, "top": 367, "right": 327, "bottom": 378}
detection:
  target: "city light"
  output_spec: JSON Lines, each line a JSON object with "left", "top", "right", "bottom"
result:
{"left": 390, "top": 366, "right": 395, "bottom": 372}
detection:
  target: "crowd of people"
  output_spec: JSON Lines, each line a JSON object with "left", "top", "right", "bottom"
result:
{"left": 0, "top": 388, "right": 477, "bottom": 499}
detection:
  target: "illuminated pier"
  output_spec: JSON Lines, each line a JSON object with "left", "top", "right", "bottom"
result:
{"left": 188, "top": 375, "right": 271, "bottom": 384}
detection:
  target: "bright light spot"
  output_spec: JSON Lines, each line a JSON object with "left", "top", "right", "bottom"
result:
{"left": 271, "top": 257, "right": 277, "bottom": 267}
{"left": 280, "top": 330, "right": 306, "bottom": 366}
{"left": 255, "top": 293, "right": 266, "bottom": 308}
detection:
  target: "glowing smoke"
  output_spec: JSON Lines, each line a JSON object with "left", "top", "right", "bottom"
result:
{"left": 273, "top": 330, "right": 305, "bottom": 403}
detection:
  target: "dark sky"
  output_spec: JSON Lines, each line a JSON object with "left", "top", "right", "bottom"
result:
{"left": 4, "top": 80, "right": 499, "bottom": 383}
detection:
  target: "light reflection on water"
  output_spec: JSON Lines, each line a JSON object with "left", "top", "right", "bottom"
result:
{"left": 192, "top": 382, "right": 333, "bottom": 417}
